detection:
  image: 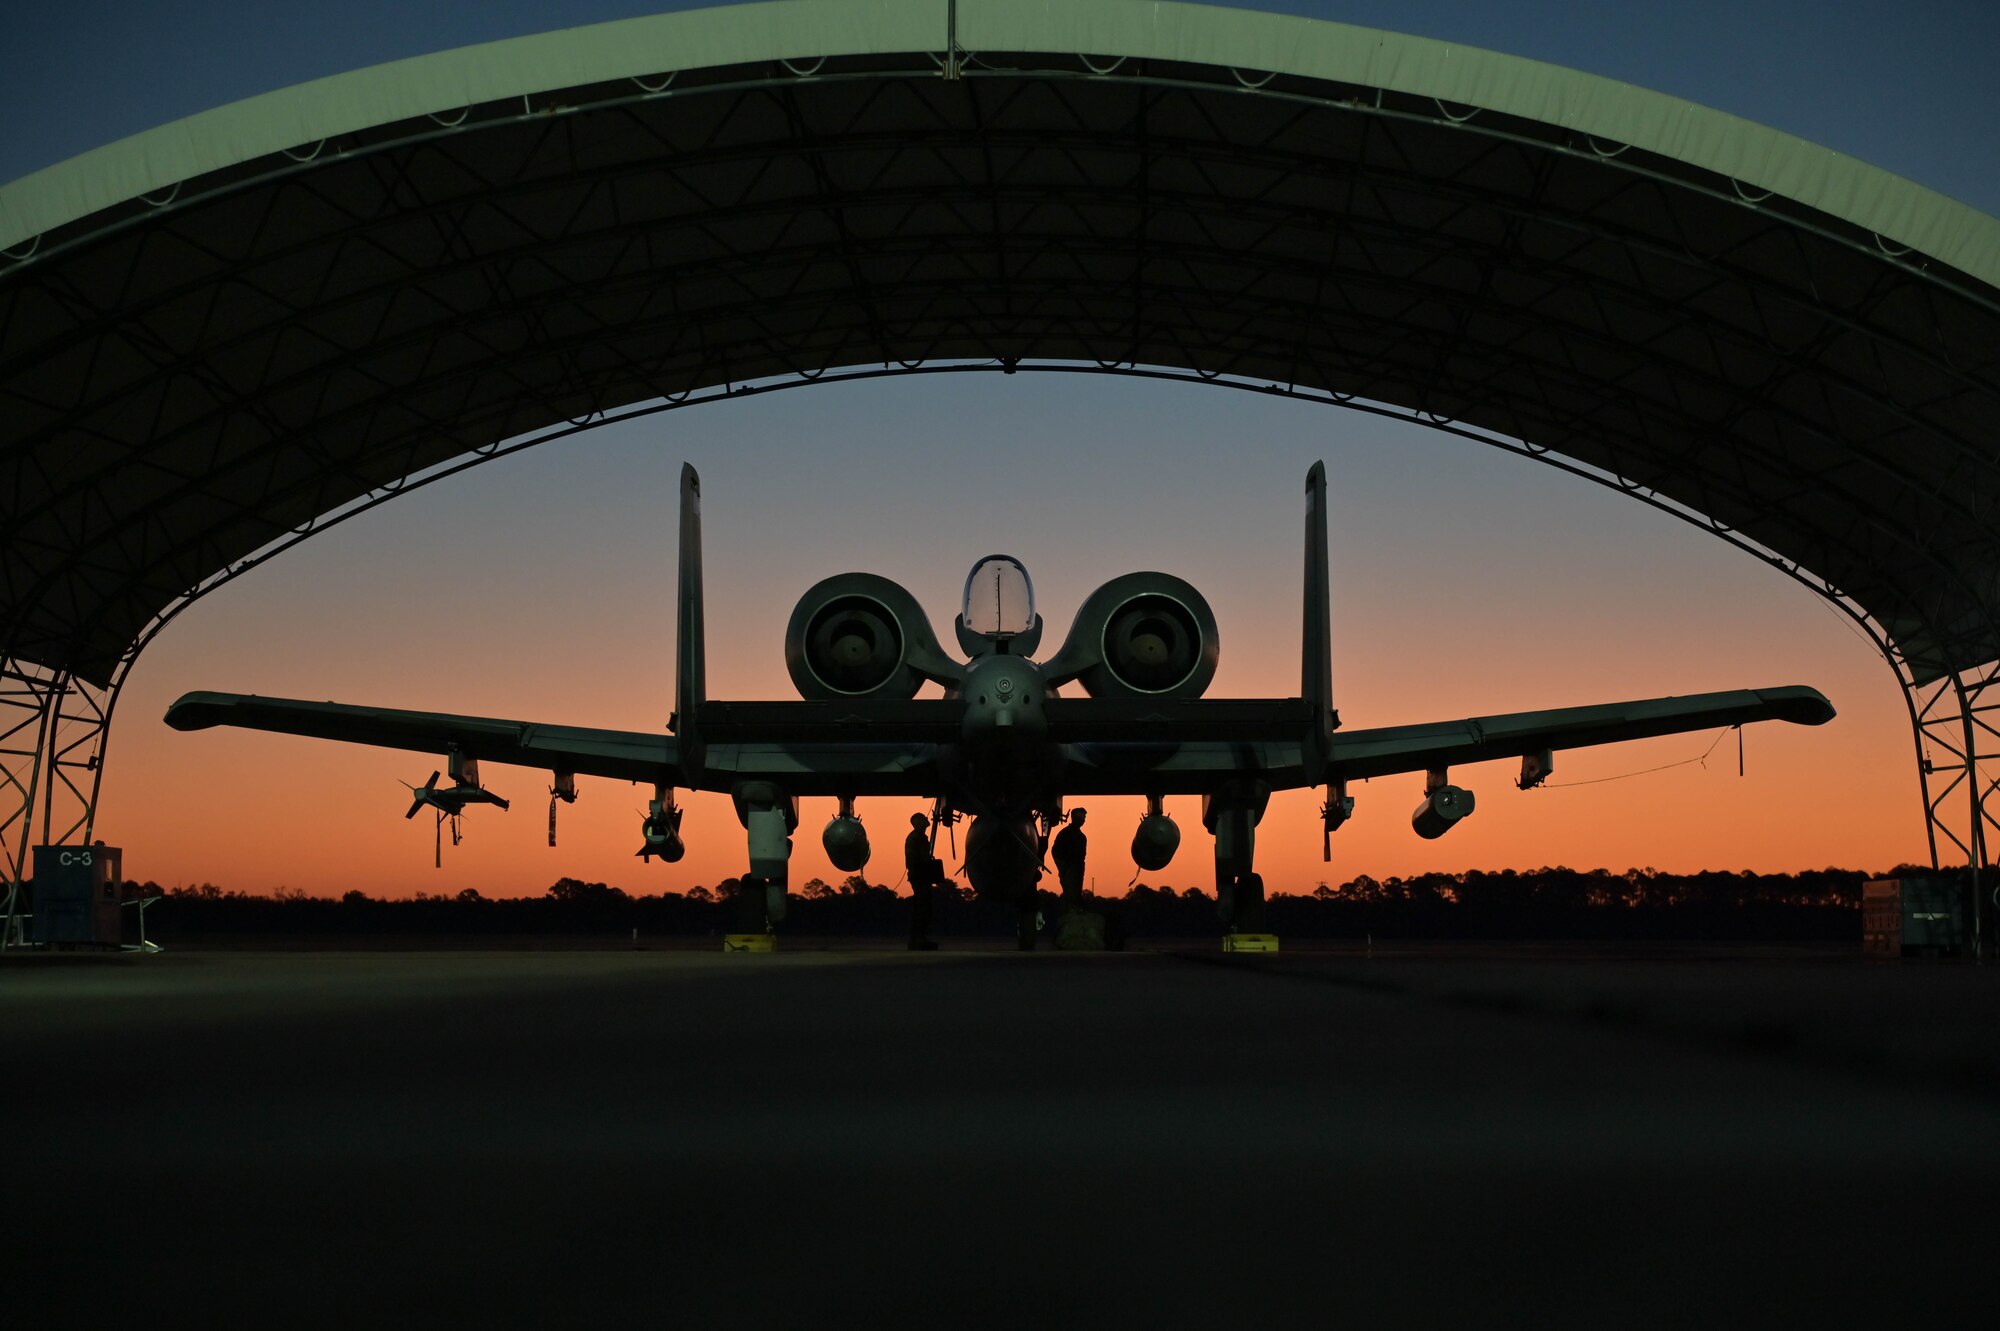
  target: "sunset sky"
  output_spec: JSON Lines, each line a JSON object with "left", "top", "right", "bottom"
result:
{"left": 7, "top": 1, "right": 1995, "bottom": 899}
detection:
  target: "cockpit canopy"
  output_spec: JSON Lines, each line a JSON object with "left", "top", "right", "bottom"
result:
{"left": 962, "top": 555, "right": 1035, "bottom": 639}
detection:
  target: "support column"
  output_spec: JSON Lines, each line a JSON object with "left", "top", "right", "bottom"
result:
{"left": 1907, "top": 665, "right": 2000, "bottom": 957}
{"left": 2, "top": 659, "right": 116, "bottom": 949}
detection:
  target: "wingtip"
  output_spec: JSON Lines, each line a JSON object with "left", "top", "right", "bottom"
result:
{"left": 164, "top": 690, "right": 229, "bottom": 731}
{"left": 1760, "top": 685, "right": 1836, "bottom": 725}
{"left": 1306, "top": 459, "right": 1326, "bottom": 487}
{"left": 681, "top": 461, "right": 700, "bottom": 493}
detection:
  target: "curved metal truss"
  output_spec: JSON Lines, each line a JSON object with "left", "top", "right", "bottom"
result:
{"left": 4, "top": 359, "right": 1993, "bottom": 948}
{"left": 5, "top": 20, "right": 1999, "bottom": 947}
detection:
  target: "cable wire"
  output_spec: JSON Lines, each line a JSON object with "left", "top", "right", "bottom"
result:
{"left": 1539, "top": 726, "right": 1735, "bottom": 788}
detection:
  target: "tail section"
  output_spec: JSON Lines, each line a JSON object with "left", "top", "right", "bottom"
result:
{"left": 1302, "top": 461, "right": 1335, "bottom": 769}
{"left": 675, "top": 463, "right": 706, "bottom": 781}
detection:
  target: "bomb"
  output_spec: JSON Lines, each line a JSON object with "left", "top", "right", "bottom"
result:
{"left": 821, "top": 814, "right": 871, "bottom": 873}
{"left": 1130, "top": 812, "right": 1181, "bottom": 871}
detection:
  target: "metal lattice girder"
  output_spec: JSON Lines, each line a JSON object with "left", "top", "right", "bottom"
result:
{"left": 3, "top": 4, "right": 1998, "bottom": 692}
{"left": 1, "top": 658, "right": 59, "bottom": 888}
{"left": 0, "top": 656, "right": 113, "bottom": 948}
{"left": 1914, "top": 670, "right": 2000, "bottom": 857}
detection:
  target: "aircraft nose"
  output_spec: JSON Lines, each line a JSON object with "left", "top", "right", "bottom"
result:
{"left": 961, "top": 661, "right": 1045, "bottom": 749}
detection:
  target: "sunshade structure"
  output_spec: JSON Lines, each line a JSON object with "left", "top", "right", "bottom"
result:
{"left": 4, "top": 0, "right": 1999, "bottom": 913}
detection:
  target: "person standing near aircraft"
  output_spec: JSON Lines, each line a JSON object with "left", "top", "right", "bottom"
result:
{"left": 1052, "top": 809, "right": 1088, "bottom": 906}
{"left": 905, "top": 812, "right": 939, "bottom": 951}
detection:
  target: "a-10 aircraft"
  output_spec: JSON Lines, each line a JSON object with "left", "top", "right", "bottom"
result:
{"left": 166, "top": 462, "right": 1834, "bottom": 943}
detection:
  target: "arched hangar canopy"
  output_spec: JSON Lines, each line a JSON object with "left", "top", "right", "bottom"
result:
{"left": 3, "top": 0, "right": 1998, "bottom": 690}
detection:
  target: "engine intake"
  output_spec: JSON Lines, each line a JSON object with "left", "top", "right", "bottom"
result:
{"left": 785, "top": 573, "right": 959, "bottom": 700}
{"left": 1043, "top": 573, "right": 1219, "bottom": 699}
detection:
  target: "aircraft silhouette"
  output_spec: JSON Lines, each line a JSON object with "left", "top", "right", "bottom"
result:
{"left": 166, "top": 463, "right": 1834, "bottom": 942}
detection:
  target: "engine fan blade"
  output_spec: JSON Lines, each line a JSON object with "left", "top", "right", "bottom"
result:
{"left": 811, "top": 604, "right": 899, "bottom": 692}
{"left": 1106, "top": 602, "right": 1196, "bottom": 691}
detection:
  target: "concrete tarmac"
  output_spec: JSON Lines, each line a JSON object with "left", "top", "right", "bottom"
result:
{"left": 5, "top": 942, "right": 1998, "bottom": 1326}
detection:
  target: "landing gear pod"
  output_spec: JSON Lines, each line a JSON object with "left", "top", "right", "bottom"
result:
{"left": 1412, "top": 782, "right": 1475, "bottom": 839}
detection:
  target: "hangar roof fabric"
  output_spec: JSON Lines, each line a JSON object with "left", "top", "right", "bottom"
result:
{"left": 3, "top": 0, "right": 1998, "bottom": 687}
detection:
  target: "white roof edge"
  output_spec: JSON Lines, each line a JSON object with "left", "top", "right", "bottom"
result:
{"left": 0, "top": 0, "right": 938, "bottom": 254}
{"left": 3, "top": 0, "right": 1995, "bottom": 290}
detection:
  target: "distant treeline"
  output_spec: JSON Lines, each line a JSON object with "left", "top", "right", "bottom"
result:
{"left": 90, "top": 864, "right": 1926, "bottom": 942}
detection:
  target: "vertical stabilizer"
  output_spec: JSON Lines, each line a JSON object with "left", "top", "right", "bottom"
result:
{"left": 1302, "top": 461, "right": 1335, "bottom": 768}
{"left": 676, "top": 463, "right": 706, "bottom": 780}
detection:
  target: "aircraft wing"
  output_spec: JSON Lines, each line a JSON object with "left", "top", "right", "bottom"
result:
{"left": 1054, "top": 685, "right": 1833, "bottom": 794}
{"left": 1323, "top": 685, "right": 1833, "bottom": 782}
{"left": 163, "top": 691, "right": 947, "bottom": 794}
{"left": 165, "top": 692, "right": 685, "bottom": 784}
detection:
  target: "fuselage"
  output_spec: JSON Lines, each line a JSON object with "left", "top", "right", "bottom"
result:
{"left": 939, "top": 651, "right": 1062, "bottom": 904}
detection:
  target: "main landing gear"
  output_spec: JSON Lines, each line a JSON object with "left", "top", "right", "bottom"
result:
{"left": 1205, "top": 780, "right": 1278, "bottom": 953}
{"left": 728, "top": 781, "right": 796, "bottom": 949}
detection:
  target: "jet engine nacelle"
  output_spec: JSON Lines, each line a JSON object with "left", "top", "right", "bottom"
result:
{"left": 1130, "top": 812, "right": 1182, "bottom": 872}
{"left": 821, "top": 814, "right": 871, "bottom": 874}
{"left": 785, "top": 573, "right": 960, "bottom": 700}
{"left": 1043, "top": 572, "right": 1220, "bottom": 700}
{"left": 1411, "top": 784, "right": 1475, "bottom": 840}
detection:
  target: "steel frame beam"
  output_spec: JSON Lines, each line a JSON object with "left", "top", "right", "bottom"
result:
{"left": 9, "top": 83, "right": 1991, "bottom": 692}
{"left": 0, "top": 654, "right": 115, "bottom": 948}
{"left": 1910, "top": 665, "right": 2000, "bottom": 947}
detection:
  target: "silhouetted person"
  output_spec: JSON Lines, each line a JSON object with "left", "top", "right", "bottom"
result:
{"left": 905, "top": 812, "right": 939, "bottom": 950}
{"left": 1052, "top": 808, "right": 1088, "bottom": 906}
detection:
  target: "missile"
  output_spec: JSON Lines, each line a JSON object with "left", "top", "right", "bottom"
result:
{"left": 636, "top": 809, "right": 685, "bottom": 862}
